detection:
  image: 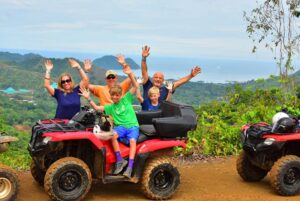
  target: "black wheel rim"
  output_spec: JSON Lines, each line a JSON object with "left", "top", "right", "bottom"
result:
{"left": 153, "top": 168, "right": 173, "bottom": 191}
{"left": 284, "top": 167, "right": 300, "bottom": 186}
{"left": 58, "top": 171, "right": 82, "bottom": 192}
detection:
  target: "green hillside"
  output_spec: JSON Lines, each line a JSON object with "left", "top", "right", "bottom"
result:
{"left": 1, "top": 50, "right": 300, "bottom": 127}
{"left": 0, "top": 51, "right": 234, "bottom": 126}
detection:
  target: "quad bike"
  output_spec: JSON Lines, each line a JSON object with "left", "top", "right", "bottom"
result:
{"left": 237, "top": 115, "right": 300, "bottom": 196}
{"left": 0, "top": 134, "right": 19, "bottom": 201}
{"left": 28, "top": 101, "right": 197, "bottom": 201}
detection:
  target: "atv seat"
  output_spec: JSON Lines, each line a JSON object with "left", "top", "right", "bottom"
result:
{"left": 135, "top": 124, "right": 158, "bottom": 144}
{"left": 136, "top": 133, "right": 153, "bottom": 144}
{"left": 136, "top": 101, "right": 197, "bottom": 140}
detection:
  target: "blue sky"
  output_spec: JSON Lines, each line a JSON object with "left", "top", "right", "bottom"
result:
{"left": 0, "top": 0, "right": 272, "bottom": 60}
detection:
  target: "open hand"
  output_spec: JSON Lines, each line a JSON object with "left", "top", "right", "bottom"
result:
{"left": 123, "top": 65, "right": 132, "bottom": 75}
{"left": 68, "top": 59, "right": 81, "bottom": 69}
{"left": 44, "top": 60, "right": 53, "bottom": 71}
{"left": 142, "top": 45, "right": 150, "bottom": 58}
{"left": 79, "top": 87, "right": 90, "bottom": 99}
{"left": 84, "top": 59, "right": 92, "bottom": 72}
{"left": 136, "top": 77, "right": 144, "bottom": 85}
{"left": 191, "top": 66, "right": 201, "bottom": 77}
{"left": 165, "top": 81, "right": 174, "bottom": 91}
{"left": 116, "top": 54, "right": 126, "bottom": 65}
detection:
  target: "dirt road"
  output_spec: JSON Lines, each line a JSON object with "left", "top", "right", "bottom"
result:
{"left": 16, "top": 156, "right": 300, "bottom": 201}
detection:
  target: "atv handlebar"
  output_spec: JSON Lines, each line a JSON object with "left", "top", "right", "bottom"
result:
{"left": 96, "top": 111, "right": 110, "bottom": 118}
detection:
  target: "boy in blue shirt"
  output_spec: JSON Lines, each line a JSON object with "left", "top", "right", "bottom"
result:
{"left": 136, "top": 78, "right": 173, "bottom": 111}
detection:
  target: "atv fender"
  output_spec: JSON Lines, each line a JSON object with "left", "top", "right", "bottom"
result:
{"left": 137, "top": 139, "right": 187, "bottom": 154}
{"left": 0, "top": 136, "right": 18, "bottom": 153}
{"left": 263, "top": 133, "right": 300, "bottom": 141}
{"left": 0, "top": 136, "right": 18, "bottom": 144}
{"left": 43, "top": 131, "right": 105, "bottom": 149}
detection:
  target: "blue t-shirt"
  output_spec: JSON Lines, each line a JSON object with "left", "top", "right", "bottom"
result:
{"left": 141, "top": 99, "right": 160, "bottom": 111}
{"left": 142, "top": 79, "right": 169, "bottom": 110}
{"left": 53, "top": 86, "right": 81, "bottom": 119}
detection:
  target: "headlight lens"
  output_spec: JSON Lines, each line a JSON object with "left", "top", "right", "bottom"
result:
{"left": 264, "top": 138, "right": 275, "bottom": 145}
{"left": 43, "top": 136, "right": 52, "bottom": 144}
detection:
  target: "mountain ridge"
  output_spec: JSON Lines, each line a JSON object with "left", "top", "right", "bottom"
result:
{"left": 92, "top": 55, "right": 140, "bottom": 70}
{"left": 0, "top": 52, "right": 140, "bottom": 71}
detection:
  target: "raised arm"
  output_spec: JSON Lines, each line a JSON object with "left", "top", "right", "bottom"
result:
{"left": 116, "top": 54, "right": 138, "bottom": 94}
{"left": 68, "top": 59, "right": 89, "bottom": 88}
{"left": 83, "top": 59, "right": 92, "bottom": 73}
{"left": 141, "top": 45, "right": 150, "bottom": 84}
{"left": 173, "top": 66, "right": 201, "bottom": 90}
{"left": 88, "top": 84, "right": 97, "bottom": 95}
{"left": 79, "top": 87, "right": 104, "bottom": 112}
{"left": 135, "top": 77, "right": 144, "bottom": 103}
{"left": 165, "top": 81, "right": 173, "bottom": 101}
{"left": 127, "top": 70, "right": 138, "bottom": 95}
{"left": 82, "top": 59, "right": 97, "bottom": 93}
{"left": 44, "top": 59, "right": 55, "bottom": 96}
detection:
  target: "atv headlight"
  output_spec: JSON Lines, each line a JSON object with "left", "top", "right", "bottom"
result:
{"left": 43, "top": 136, "right": 52, "bottom": 144}
{"left": 264, "top": 138, "right": 275, "bottom": 146}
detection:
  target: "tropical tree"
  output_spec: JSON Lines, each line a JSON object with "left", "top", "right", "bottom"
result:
{"left": 244, "top": 0, "right": 300, "bottom": 92}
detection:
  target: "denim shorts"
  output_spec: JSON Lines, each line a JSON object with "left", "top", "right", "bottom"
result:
{"left": 113, "top": 126, "right": 139, "bottom": 145}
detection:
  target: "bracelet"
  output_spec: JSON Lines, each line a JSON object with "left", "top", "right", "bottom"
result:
{"left": 87, "top": 97, "right": 92, "bottom": 102}
{"left": 44, "top": 77, "right": 50, "bottom": 80}
{"left": 46, "top": 70, "right": 51, "bottom": 74}
{"left": 142, "top": 57, "right": 147, "bottom": 62}
{"left": 76, "top": 67, "right": 83, "bottom": 71}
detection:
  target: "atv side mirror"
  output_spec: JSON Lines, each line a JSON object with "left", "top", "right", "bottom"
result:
{"left": 96, "top": 111, "right": 103, "bottom": 116}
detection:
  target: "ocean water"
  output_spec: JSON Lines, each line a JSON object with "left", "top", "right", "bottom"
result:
{"left": 115, "top": 57, "right": 285, "bottom": 83}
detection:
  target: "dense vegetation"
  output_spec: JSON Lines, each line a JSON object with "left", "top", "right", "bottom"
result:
{"left": 0, "top": 115, "right": 31, "bottom": 170}
{"left": 184, "top": 86, "right": 300, "bottom": 156}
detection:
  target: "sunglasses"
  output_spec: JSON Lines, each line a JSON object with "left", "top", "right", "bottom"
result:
{"left": 106, "top": 75, "right": 116, "bottom": 80}
{"left": 61, "top": 79, "right": 71, "bottom": 84}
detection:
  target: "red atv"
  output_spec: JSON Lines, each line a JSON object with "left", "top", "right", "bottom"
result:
{"left": 28, "top": 101, "right": 197, "bottom": 201}
{"left": 0, "top": 134, "right": 19, "bottom": 201}
{"left": 237, "top": 117, "right": 300, "bottom": 196}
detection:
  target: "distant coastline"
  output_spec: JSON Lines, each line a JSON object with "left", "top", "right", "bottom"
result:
{"left": 1, "top": 48, "right": 298, "bottom": 83}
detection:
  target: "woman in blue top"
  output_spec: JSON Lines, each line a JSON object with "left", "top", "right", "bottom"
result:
{"left": 44, "top": 59, "right": 90, "bottom": 119}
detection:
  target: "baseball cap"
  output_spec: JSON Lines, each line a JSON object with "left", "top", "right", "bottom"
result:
{"left": 105, "top": 70, "right": 117, "bottom": 78}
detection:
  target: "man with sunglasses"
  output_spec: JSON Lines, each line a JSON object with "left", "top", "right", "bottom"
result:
{"left": 87, "top": 69, "right": 131, "bottom": 106}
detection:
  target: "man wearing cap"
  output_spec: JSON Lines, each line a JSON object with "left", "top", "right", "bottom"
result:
{"left": 88, "top": 69, "right": 131, "bottom": 106}
{"left": 140, "top": 45, "right": 201, "bottom": 110}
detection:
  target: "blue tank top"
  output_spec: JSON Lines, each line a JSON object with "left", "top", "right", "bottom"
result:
{"left": 53, "top": 85, "right": 81, "bottom": 119}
